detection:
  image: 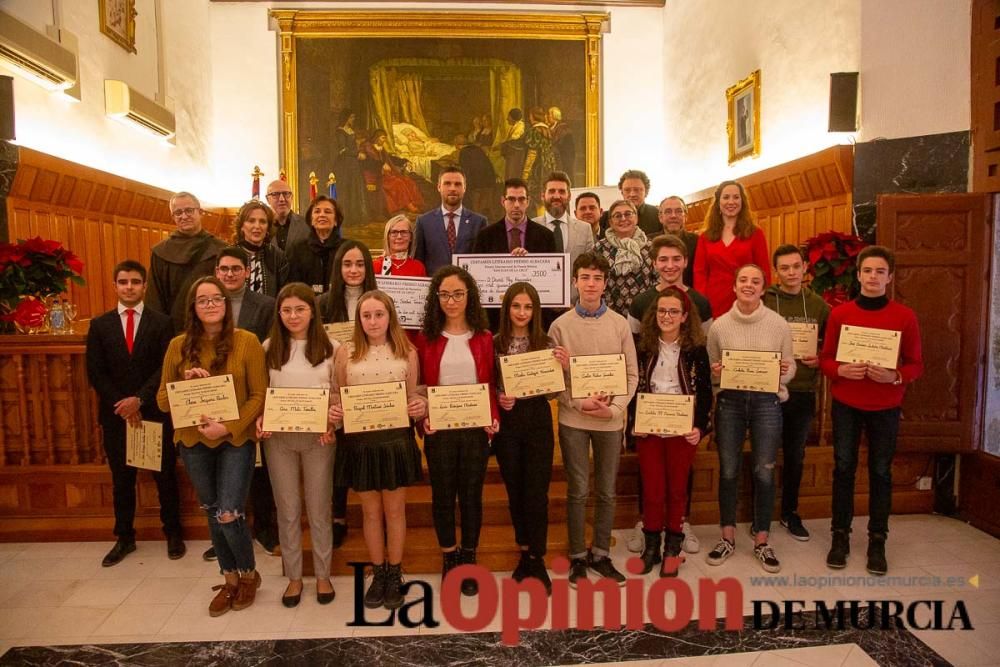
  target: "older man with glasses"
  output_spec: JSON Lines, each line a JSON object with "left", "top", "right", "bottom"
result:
{"left": 265, "top": 180, "right": 312, "bottom": 252}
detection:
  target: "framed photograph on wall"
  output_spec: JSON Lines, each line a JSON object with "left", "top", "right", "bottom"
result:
{"left": 726, "top": 69, "right": 760, "bottom": 164}
{"left": 99, "top": 0, "right": 137, "bottom": 54}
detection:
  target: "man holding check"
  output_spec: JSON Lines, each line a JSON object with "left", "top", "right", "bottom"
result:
{"left": 820, "top": 245, "right": 922, "bottom": 576}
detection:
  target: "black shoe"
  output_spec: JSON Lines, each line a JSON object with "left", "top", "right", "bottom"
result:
{"left": 383, "top": 563, "right": 404, "bottom": 610}
{"left": 442, "top": 549, "right": 460, "bottom": 583}
{"left": 166, "top": 534, "right": 186, "bottom": 560}
{"left": 827, "top": 529, "right": 850, "bottom": 569}
{"left": 364, "top": 563, "right": 387, "bottom": 609}
{"left": 459, "top": 548, "right": 478, "bottom": 596}
{"left": 568, "top": 557, "right": 588, "bottom": 589}
{"left": 102, "top": 539, "right": 136, "bottom": 567}
{"left": 780, "top": 513, "right": 811, "bottom": 541}
{"left": 587, "top": 553, "right": 626, "bottom": 586}
{"left": 866, "top": 533, "right": 888, "bottom": 576}
{"left": 282, "top": 583, "right": 302, "bottom": 608}
{"left": 202, "top": 546, "right": 217, "bottom": 562}
{"left": 527, "top": 555, "right": 552, "bottom": 595}
{"left": 332, "top": 522, "right": 347, "bottom": 549}
{"left": 512, "top": 552, "right": 530, "bottom": 583}
{"left": 661, "top": 532, "right": 684, "bottom": 578}
{"left": 639, "top": 530, "right": 662, "bottom": 574}
{"left": 317, "top": 585, "right": 336, "bottom": 605}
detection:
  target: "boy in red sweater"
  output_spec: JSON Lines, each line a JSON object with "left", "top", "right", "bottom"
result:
{"left": 820, "top": 245, "right": 923, "bottom": 575}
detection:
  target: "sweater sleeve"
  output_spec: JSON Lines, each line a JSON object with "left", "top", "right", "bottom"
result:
{"left": 609, "top": 322, "right": 639, "bottom": 418}
{"left": 778, "top": 318, "right": 797, "bottom": 386}
{"left": 156, "top": 336, "right": 184, "bottom": 413}
{"left": 693, "top": 234, "right": 709, "bottom": 294}
{"left": 897, "top": 308, "right": 924, "bottom": 384}
{"left": 819, "top": 308, "right": 844, "bottom": 380}
{"left": 228, "top": 336, "right": 268, "bottom": 442}
{"left": 547, "top": 318, "right": 584, "bottom": 412}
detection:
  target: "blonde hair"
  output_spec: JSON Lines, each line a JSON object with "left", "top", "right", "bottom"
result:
{"left": 350, "top": 290, "right": 412, "bottom": 361}
{"left": 381, "top": 214, "right": 415, "bottom": 257}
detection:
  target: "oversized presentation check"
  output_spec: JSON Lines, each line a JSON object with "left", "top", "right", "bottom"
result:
{"left": 375, "top": 275, "right": 432, "bottom": 329}
{"left": 719, "top": 350, "right": 781, "bottom": 393}
{"left": 126, "top": 420, "right": 163, "bottom": 471}
{"left": 324, "top": 322, "right": 355, "bottom": 345}
{"left": 452, "top": 253, "right": 570, "bottom": 308}
{"left": 789, "top": 322, "right": 819, "bottom": 359}
{"left": 427, "top": 383, "right": 492, "bottom": 430}
{"left": 166, "top": 374, "right": 240, "bottom": 428}
{"left": 835, "top": 324, "right": 901, "bottom": 369}
{"left": 340, "top": 381, "right": 410, "bottom": 434}
{"left": 569, "top": 353, "right": 628, "bottom": 399}
{"left": 498, "top": 349, "right": 566, "bottom": 398}
{"left": 262, "top": 387, "right": 330, "bottom": 433}
{"left": 633, "top": 393, "right": 694, "bottom": 437}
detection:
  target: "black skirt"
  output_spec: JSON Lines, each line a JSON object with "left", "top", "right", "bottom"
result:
{"left": 334, "top": 427, "right": 423, "bottom": 492}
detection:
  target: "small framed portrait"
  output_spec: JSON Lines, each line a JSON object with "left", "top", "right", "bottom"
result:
{"left": 99, "top": 0, "right": 137, "bottom": 54}
{"left": 726, "top": 69, "right": 761, "bottom": 164}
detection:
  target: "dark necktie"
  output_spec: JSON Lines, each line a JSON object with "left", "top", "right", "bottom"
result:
{"left": 446, "top": 213, "right": 457, "bottom": 252}
{"left": 125, "top": 308, "right": 135, "bottom": 354}
{"left": 509, "top": 226, "right": 522, "bottom": 252}
{"left": 552, "top": 219, "right": 564, "bottom": 253}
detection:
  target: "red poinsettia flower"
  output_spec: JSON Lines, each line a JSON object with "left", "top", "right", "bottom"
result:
{"left": 64, "top": 251, "right": 84, "bottom": 276}
{"left": 21, "top": 237, "right": 63, "bottom": 255}
{"left": 1, "top": 297, "right": 47, "bottom": 328}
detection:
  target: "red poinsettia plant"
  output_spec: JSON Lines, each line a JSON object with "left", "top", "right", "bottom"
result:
{"left": 0, "top": 237, "right": 85, "bottom": 331}
{"left": 803, "top": 231, "right": 867, "bottom": 307}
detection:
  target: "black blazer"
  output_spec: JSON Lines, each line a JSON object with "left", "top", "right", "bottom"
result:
{"left": 86, "top": 305, "right": 174, "bottom": 426}
{"left": 636, "top": 345, "right": 713, "bottom": 436}
{"left": 472, "top": 218, "right": 556, "bottom": 254}
{"left": 236, "top": 289, "right": 275, "bottom": 343}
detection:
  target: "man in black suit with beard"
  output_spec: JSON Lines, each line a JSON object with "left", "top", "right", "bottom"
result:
{"left": 86, "top": 260, "right": 185, "bottom": 566}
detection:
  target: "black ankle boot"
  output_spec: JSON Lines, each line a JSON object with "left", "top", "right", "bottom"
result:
{"left": 383, "top": 563, "right": 404, "bottom": 609}
{"left": 866, "top": 532, "right": 887, "bottom": 576}
{"left": 459, "top": 548, "right": 478, "bottom": 596}
{"left": 364, "top": 563, "right": 387, "bottom": 609}
{"left": 442, "top": 549, "right": 460, "bottom": 583}
{"left": 639, "top": 529, "right": 662, "bottom": 574}
{"left": 661, "top": 531, "right": 684, "bottom": 578}
{"left": 827, "top": 529, "right": 850, "bottom": 569}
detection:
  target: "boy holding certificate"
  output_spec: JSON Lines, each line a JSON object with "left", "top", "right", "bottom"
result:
{"left": 820, "top": 245, "right": 923, "bottom": 575}
{"left": 548, "top": 252, "right": 639, "bottom": 587}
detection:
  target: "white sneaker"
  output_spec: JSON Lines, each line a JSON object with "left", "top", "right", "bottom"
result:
{"left": 626, "top": 520, "right": 644, "bottom": 553}
{"left": 682, "top": 522, "right": 700, "bottom": 554}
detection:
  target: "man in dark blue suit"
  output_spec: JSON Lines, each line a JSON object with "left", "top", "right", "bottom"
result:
{"left": 413, "top": 166, "right": 487, "bottom": 276}
{"left": 86, "top": 260, "right": 184, "bottom": 566}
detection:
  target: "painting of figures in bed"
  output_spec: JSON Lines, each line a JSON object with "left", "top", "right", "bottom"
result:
{"left": 294, "top": 36, "right": 587, "bottom": 247}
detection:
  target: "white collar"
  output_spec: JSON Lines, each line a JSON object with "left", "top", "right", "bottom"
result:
{"left": 441, "top": 205, "right": 464, "bottom": 219}
{"left": 117, "top": 302, "right": 145, "bottom": 315}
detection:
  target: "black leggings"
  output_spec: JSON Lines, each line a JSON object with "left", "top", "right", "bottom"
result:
{"left": 424, "top": 428, "right": 490, "bottom": 550}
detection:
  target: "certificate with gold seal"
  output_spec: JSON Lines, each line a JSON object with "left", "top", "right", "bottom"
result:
{"left": 340, "top": 381, "right": 409, "bottom": 434}
{"left": 835, "top": 324, "right": 901, "bottom": 369}
{"left": 324, "top": 322, "right": 355, "bottom": 345}
{"left": 262, "top": 387, "right": 330, "bottom": 433}
{"left": 789, "top": 322, "right": 818, "bottom": 359}
{"left": 499, "top": 349, "right": 566, "bottom": 399}
{"left": 126, "top": 420, "right": 163, "bottom": 471}
{"left": 719, "top": 350, "right": 781, "bottom": 393}
{"left": 633, "top": 393, "right": 694, "bottom": 437}
{"left": 427, "top": 383, "right": 492, "bottom": 430}
{"left": 569, "top": 353, "right": 627, "bottom": 399}
{"left": 166, "top": 374, "right": 240, "bottom": 428}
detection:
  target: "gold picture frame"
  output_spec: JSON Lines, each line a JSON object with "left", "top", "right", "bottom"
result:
{"left": 726, "top": 69, "right": 761, "bottom": 164}
{"left": 98, "top": 0, "right": 137, "bottom": 54}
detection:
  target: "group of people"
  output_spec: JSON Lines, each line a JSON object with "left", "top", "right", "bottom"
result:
{"left": 85, "top": 163, "right": 922, "bottom": 621}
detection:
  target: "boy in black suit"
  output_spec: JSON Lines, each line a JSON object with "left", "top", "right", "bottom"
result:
{"left": 86, "top": 260, "right": 185, "bottom": 566}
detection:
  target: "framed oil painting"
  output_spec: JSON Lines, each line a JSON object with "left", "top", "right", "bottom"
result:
{"left": 98, "top": 0, "right": 137, "bottom": 54}
{"left": 727, "top": 69, "right": 760, "bottom": 164}
{"left": 271, "top": 10, "right": 605, "bottom": 249}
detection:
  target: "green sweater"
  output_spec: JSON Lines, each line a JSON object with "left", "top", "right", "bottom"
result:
{"left": 763, "top": 286, "right": 830, "bottom": 393}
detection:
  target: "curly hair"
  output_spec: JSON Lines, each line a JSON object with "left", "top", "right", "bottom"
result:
{"left": 702, "top": 180, "right": 756, "bottom": 242}
{"left": 421, "top": 265, "right": 489, "bottom": 339}
{"left": 638, "top": 286, "right": 705, "bottom": 355}
{"left": 180, "top": 276, "right": 234, "bottom": 375}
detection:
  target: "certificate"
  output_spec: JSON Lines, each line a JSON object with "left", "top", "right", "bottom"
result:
{"left": 633, "top": 394, "right": 694, "bottom": 437}
{"left": 789, "top": 322, "right": 819, "bottom": 359}
{"left": 569, "top": 353, "right": 628, "bottom": 399}
{"left": 427, "top": 383, "right": 492, "bottom": 430}
{"left": 719, "top": 350, "right": 781, "bottom": 393}
{"left": 499, "top": 349, "right": 566, "bottom": 399}
{"left": 835, "top": 324, "right": 901, "bottom": 369}
{"left": 375, "top": 275, "right": 431, "bottom": 330}
{"left": 324, "top": 322, "right": 355, "bottom": 345}
{"left": 340, "top": 381, "right": 410, "bottom": 434}
{"left": 126, "top": 420, "right": 163, "bottom": 471}
{"left": 166, "top": 374, "right": 240, "bottom": 428}
{"left": 262, "top": 387, "right": 330, "bottom": 433}
{"left": 452, "top": 253, "right": 570, "bottom": 308}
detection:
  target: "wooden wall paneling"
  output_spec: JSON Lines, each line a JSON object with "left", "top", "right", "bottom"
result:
{"left": 959, "top": 451, "right": 1000, "bottom": 537}
{"left": 971, "top": 0, "right": 1000, "bottom": 192}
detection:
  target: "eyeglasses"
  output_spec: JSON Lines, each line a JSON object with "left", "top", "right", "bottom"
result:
{"left": 195, "top": 296, "right": 226, "bottom": 308}
{"left": 611, "top": 211, "right": 636, "bottom": 221}
{"left": 172, "top": 207, "right": 200, "bottom": 218}
{"left": 267, "top": 191, "right": 293, "bottom": 200}
{"left": 657, "top": 308, "right": 684, "bottom": 318}
{"left": 503, "top": 196, "right": 528, "bottom": 204}
{"left": 437, "top": 290, "right": 468, "bottom": 303}
{"left": 388, "top": 230, "right": 411, "bottom": 237}
{"left": 279, "top": 306, "right": 310, "bottom": 317}
{"left": 216, "top": 266, "right": 245, "bottom": 274}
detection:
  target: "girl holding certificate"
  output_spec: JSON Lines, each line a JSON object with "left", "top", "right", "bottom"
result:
{"left": 328, "top": 290, "right": 426, "bottom": 610}
{"left": 415, "top": 266, "right": 499, "bottom": 597}
{"left": 257, "top": 283, "right": 338, "bottom": 608}
{"left": 634, "top": 287, "right": 712, "bottom": 577}
{"left": 156, "top": 276, "right": 268, "bottom": 617}
{"left": 493, "top": 282, "right": 569, "bottom": 593}
{"left": 705, "top": 264, "right": 795, "bottom": 574}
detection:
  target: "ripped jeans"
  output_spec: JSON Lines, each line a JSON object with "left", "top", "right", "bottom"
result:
{"left": 715, "top": 390, "right": 782, "bottom": 533}
{"left": 179, "top": 442, "right": 256, "bottom": 573}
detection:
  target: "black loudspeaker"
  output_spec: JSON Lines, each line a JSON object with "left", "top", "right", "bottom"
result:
{"left": 0, "top": 75, "right": 13, "bottom": 141}
{"left": 828, "top": 72, "right": 859, "bottom": 132}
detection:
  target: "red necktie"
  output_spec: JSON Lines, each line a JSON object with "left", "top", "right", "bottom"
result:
{"left": 125, "top": 308, "right": 135, "bottom": 354}
{"left": 446, "top": 212, "right": 457, "bottom": 252}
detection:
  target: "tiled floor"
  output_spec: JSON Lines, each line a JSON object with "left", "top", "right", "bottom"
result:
{"left": 0, "top": 514, "right": 997, "bottom": 666}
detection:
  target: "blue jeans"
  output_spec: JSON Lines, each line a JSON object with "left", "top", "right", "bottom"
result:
{"left": 715, "top": 390, "right": 782, "bottom": 532}
{"left": 830, "top": 399, "right": 900, "bottom": 535}
{"left": 180, "top": 442, "right": 257, "bottom": 573}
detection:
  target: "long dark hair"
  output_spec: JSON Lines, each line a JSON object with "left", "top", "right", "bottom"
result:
{"left": 180, "top": 276, "right": 234, "bottom": 375}
{"left": 702, "top": 180, "right": 756, "bottom": 242}
{"left": 323, "top": 240, "right": 376, "bottom": 323}
{"left": 421, "top": 265, "right": 489, "bottom": 339}
{"left": 638, "top": 286, "right": 705, "bottom": 354}
{"left": 495, "top": 282, "right": 549, "bottom": 354}
{"left": 266, "top": 282, "right": 333, "bottom": 370}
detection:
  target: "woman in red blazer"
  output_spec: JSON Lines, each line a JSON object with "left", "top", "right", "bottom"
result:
{"left": 693, "top": 180, "right": 771, "bottom": 318}
{"left": 414, "top": 265, "right": 498, "bottom": 598}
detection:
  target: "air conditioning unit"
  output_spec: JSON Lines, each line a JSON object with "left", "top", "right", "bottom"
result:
{"left": 0, "top": 10, "right": 77, "bottom": 91}
{"left": 104, "top": 79, "right": 176, "bottom": 139}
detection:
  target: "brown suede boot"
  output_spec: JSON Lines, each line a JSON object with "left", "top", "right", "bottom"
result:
{"left": 209, "top": 580, "right": 238, "bottom": 617}
{"left": 231, "top": 570, "right": 262, "bottom": 611}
